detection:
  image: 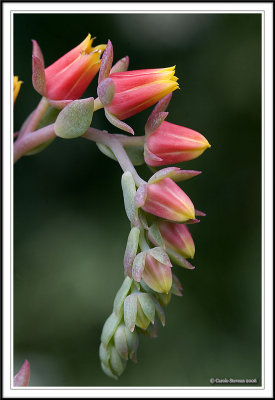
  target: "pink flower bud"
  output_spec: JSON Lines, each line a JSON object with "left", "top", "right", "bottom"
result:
{"left": 105, "top": 67, "right": 179, "bottom": 120}
{"left": 145, "top": 120, "right": 211, "bottom": 167}
{"left": 34, "top": 34, "right": 106, "bottom": 101}
{"left": 137, "top": 177, "right": 195, "bottom": 222}
{"left": 142, "top": 254, "right": 172, "bottom": 294}
{"left": 13, "top": 360, "right": 30, "bottom": 387}
{"left": 158, "top": 220, "right": 195, "bottom": 259}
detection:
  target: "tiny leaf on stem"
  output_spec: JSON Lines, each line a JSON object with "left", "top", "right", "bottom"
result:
{"left": 54, "top": 98, "right": 94, "bottom": 139}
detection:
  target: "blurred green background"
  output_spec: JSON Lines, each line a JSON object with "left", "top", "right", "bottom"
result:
{"left": 13, "top": 13, "right": 261, "bottom": 387}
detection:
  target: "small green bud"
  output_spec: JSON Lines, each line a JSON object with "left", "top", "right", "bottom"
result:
{"left": 110, "top": 346, "right": 126, "bottom": 377}
{"left": 124, "top": 325, "right": 139, "bottom": 362}
{"left": 101, "top": 312, "right": 122, "bottom": 347}
{"left": 113, "top": 277, "right": 133, "bottom": 317}
{"left": 138, "top": 293, "right": 155, "bottom": 324}
{"left": 124, "top": 294, "right": 138, "bottom": 332}
{"left": 101, "top": 361, "right": 118, "bottom": 380}
{"left": 114, "top": 323, "right": 139, "bottom": 361}
{"left": 124, "top": 228, "right": 140, "bottom": 277}
{"left": 135, "top": 299, "right": 151, "bottom": 330}
{"left": 99, "top": 343, "right": 111, "bottom": 367}
{"left": 124, "top": 292, "right": 156, "bottom": 331}
{"left": 121, "top": 171, "right": 139, "bottom": 226}
{"left": 114, "top": 324, "right": 129, "bottom": 360}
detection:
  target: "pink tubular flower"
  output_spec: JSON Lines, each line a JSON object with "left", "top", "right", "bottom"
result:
{"left": 158, "top": 221, "right": 195, "bottom": 259}
{"left": 137, "top": 177, "right": 195, "bottom": 222}
{"left": 106, "top": 67, "right": 179, "bottom": 120}
{"left": 142, "top": 254, "right": 172, "bottom": 294}
{"left": 40, "top": 34, "right": 106, "bottom": 100}
{"left": 145, "top": 120, "right": 211, "bottom": 167}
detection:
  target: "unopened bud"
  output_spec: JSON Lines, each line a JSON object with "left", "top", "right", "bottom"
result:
{"left": 124, "top": 227, "right": 140, "bottom": 277}
{"left": 101, "top": 312, "right": 122, "bottom": 347}
{"left": 113, "top": 276, "right": 133, "bottom": 317}
{"left": 13, "top": 360, "right": 30, "bottom": 387}
{"left": 142, "top": 254, "right": 172, "bottom": 294}
{"left": 110, "top": 345, "right": 126, "bottom": 377}
{"left": 124, "top": 292, "right": 155, "bottom": 331}
{"left": 158, "top": 220, "right": 195, "bottom": 260}
{"left": 100, "top": 342, "right": 126, "bottom": 379}
{"left": 121, "top": 171, "right": 139, "bottom": 226}
{"left": 135, "top": 178, "right": 195, "bottom": 223}
{"left": 114, "top": 323, "right": 139, "bottom": 361}
{"left": 145, "top": 120, "right": 211, "bottom": 167}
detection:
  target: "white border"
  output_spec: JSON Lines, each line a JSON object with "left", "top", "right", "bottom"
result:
{"left": 3, "top": 2, "right": 273, "bottom": 398}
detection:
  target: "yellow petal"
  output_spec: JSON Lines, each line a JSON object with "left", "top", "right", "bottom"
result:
{"left": 13, "top": 76, "right": 22, "bottom": 104}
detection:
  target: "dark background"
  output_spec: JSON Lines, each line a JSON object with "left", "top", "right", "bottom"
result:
{"left": 13, "top": 13, "right": 261, "bottom": 386}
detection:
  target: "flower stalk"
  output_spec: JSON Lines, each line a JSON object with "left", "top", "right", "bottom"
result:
{"left": 13, "top": 32, "right": 211, "bottom": 381}
{"left": 18, "top": 96, "right": 50, "bottom": 138}
{"left": 14, "top": 123, "right": 55, "bottom": 163}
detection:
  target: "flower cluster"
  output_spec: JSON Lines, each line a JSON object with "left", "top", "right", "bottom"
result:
{"left": 99, "top": 159, "right": 208, "bottom": 378}
{"left": 95, "top": 43, "right": 210, "bottom": 378}
{"left": 14, "top": 34, "right": 210, "bottom": 382}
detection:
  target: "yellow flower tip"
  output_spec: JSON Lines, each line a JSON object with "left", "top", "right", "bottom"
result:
{"left": 13, "top": 76, "right": 21, "bottom": 85}
{"left": 157, "top": 66, "right": 176, "bottom": 74}
{"left": 167, "top": 65, "right": 176, "bottom": 71}
{"left": 82, "top": 34, "right": 105, "bottom": 55}
{"left": 93, "top": 44, "right": 107, "bottom": 54}
{"left": 187, "top": 245, "right": 195, "bottom": 259}
{"left": 163, "top": 70, "right": 176, "bottom": 81}
{"left": 13, "top": 76, "right": 23, "bottom": 103}
{"left": 187, "top": 208, "right": 195, "bottom": 221}
{"left": 200, "top": 137, "right": 211, "bottom": 150}
{"left": 81, "top": 33, "right": 92, "bottom": 51}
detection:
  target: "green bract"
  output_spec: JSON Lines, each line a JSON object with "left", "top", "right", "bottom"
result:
{"left": 54, "top": 98, "right": 94, "bottom": 139}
